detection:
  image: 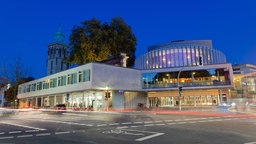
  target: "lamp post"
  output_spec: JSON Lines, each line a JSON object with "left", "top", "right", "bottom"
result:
{"left": 105, "top": 86, "right": 109, "bottom": 111}
{"left": 177, "top": 67, "right": 184, "bottom": 111}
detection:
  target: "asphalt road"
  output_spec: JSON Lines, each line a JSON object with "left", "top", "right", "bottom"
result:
{"left": 0, "top": 110, "right": 256, "bottom": 144}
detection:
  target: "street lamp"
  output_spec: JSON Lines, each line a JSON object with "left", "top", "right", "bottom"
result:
{"left": 105, "top": 86, "right": 109, "bottom": 111}
{"left": 177, "top": 67, "right": 184, "bottom": 111}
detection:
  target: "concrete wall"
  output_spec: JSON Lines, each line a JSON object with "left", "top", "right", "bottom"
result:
{"left": 91, "top": 63, "right": 142, "bottom": 91}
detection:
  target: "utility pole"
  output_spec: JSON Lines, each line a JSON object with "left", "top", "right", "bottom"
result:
{"left": 177, "top": 67, "right": 184, "bottom": 111}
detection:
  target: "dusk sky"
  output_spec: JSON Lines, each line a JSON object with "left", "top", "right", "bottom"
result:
{"left": 1, "top": 0, "right": 256, "bottom": 79}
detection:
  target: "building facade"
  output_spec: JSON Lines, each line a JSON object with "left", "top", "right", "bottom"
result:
{"left": 18, "top": 63, "right": 146, "bottom": 110}
{"left": 135, "top": 40, "right": 226, "bottom": 69}
{"left": 232, "top": 64, "right": 256, "bottom": 100}
{"left": 0, "top": 84, "right": 10, "bottom": 107}
{"left": 136, "top": 40, "right": 232, "bottom": 107}
{"left": 46, "top": 26, "right": 68, "bottom": 75}
{"left": 233, "top": 64, "right": 256, "bottom": 75}
{"left": 18, "top": 40, "right": 234, "bottom": 110}
{"left": 141, "top": 63, "right": 233, "bottom": 107}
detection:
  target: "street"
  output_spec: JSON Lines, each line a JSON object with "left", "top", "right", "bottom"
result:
{"left": 0, "top": 110, "right": 256, "bottom": 144}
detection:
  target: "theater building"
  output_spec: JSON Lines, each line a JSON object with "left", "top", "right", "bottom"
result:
{"left": 17, "top": 40, "right": 234, "bottom": 110}
{"left": 136, "top": 40, "right": 233, "bottom": 107}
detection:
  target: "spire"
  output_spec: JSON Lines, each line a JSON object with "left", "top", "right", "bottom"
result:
{"left": 53, "top": 24, "right": 65, "bottom": 44}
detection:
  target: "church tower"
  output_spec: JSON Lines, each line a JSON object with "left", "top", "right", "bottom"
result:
{"left": 46, "top": 26, "right": 68, "bottom": 75}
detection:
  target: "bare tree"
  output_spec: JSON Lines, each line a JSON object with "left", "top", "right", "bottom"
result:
{"left": 0, "top": 57, "right": 29, "bottom": 85}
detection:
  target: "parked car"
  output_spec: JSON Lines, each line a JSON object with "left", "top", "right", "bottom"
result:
{"left": 55, "top": 104, "right": 66, "bottom": 112}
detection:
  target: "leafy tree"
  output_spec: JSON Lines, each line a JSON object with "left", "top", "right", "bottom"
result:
{"left": 68, "top": 17, "right": 136, "bottom": 67}
{"left": 108, "top": 17, "right": 137, "bottom": 67}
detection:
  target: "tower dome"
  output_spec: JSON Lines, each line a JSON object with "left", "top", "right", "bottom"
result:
{"left": 53, "top": 25, "right": 65, "bottom": 44}
{"left": 46, "top": 25, "right": 68, "bottom": 75}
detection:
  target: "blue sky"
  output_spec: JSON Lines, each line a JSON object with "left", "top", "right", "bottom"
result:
{"left": 0, "top": 0, "right": 256, "bottom": 79}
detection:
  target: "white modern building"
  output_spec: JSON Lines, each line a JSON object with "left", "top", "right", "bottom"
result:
{"left": 18, "top": 63, "right": 146, "bottom": 110}
{"left": 0, "top": 84, "right": 10, "bottom": 107}
{"left": 17, "top": 40, "right": 234, "bottom": 110}
{"left": 233, "top": 64, "right": 256, "bottom": 75}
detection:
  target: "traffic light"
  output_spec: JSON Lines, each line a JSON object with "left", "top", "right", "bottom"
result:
{"left": 179, "top": 86, "right": 183, "bottom": 94}
{"left": 199, "top": 56, "right": 203, "bottom": 66}
{"left": 105, "top": 92, "right": 111, "bottom": 98}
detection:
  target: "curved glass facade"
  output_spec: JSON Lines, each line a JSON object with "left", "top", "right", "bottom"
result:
{"left": 135, "top": 40, "right": 226, "bottom": 69}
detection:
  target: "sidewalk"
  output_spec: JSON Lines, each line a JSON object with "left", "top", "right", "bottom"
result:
{"left": 94, "top": 106, "right": 256, "bottom": 118}
{"left": 0, "top": 108, "right": 19, "bottom": 116}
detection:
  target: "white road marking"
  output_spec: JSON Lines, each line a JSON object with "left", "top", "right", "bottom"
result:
{"left": 155, "top": 121, "right": 163, "bottom": 123}
{"left": 136, "top": 132, "right": 164, "bottom": 141}
{"left": 62, "top": 113, "right": 88, "bottom": 117}
{"left": 25, "top": 129, "right": 39, "bottom": 133}
{"left": 116, "top": 128, "right": 165, "bottom": 142}
{"left": 0, "top": 132, "right": 5, "bottom": 135}
{"left": 17, "top": 135, "right": 33, "bottom": 138}
{"left": 36, "top": 133, "right": 51, "bottom": 136}
{"left": 131, "top": 125, "right": 141, "bottom": 128}
{"left": 144, "top": 124, "right": 154, "bottom": 127}
{"left": 109, "top": 123, "right": 120, "bottom": 126}
{"left": 177, "top": 122, "right": 187, "bottom": 124}
{"left": 198, "top": 121, "right": 207, "bottom": 123}
{"left": 121, "top": 122, "right": 132, "bottom": 125}
{"left": 117, "top": 126, "right": 128, "bottom": 129}
{"left": 9, "top": 131, "right": 22, "bottom": 134}
{"left": 125, "top": 132, "right": 144, "bottom": 136}
{"left": 0, "top": 136, "right": 14, "bottom": 139}
{"left": 244, "top": 141, "right": 256, "bottom": 144}
{"left": 199, "top": 118, "right": 207, "bottom": 120}
{"left": 144, "top": 121, "right": 153, "bottom": 123}
{"left": 232, "top": 118, "right": 240, "bottom": 120}
{"left": 0, "top": 122, "right": 46, "bottom": 131}
{"left": 97, "top": 124, "right": 107, "bottom": 127}
{"left": 40, "top": 119, "right": 94, "bottom": 127}
{"left": 133, "top": 121, "right": 143, "bottom": 124}
{"left": 156, "top": 123, "right": 165, "bottom": 126}
{"left": 167, "top": 122, "right": 177, "bottom": 125}
{"left": 188, "top": 121, "right": 196, "bottom": 124}
{"left": 55, "top": 131, "right": 70, "bottom": 135}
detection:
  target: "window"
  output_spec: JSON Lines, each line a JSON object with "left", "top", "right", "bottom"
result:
{"left": 58, "top": 77, "right": 61, "bottom": 86}
{"left": 37, "top": 82, "right": 42, "bottom": 90}
{"left": 43, "top": 80, "right": 50, "bottom": 89}
{"left": 71, "top": 73, "right": 77, "bottom": 84}
{"left": 31, "top": 83, "right": 36, "bottom": 91}
{"left": 83, "top": 69, "right": 90, "bottom": 82}
{"left": 78, "top": 70, "right": 90, "bottom": 82}
{"left": 78, "top": 71, "right": 83, "bottom": 82}
{"left": 142, "top": 68, "right": 231, "bottom": 89}
{"left": 26, "top": 85, "right": 31, "bottom": 92}
{"left": 50, "top": 78, "right": 57, "bottom": 88}
{"left": 61, "top": 75, "right": 66, "bottom": 86}
{"left": 67, "top": 74, "right": 71, "bottom": 85}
